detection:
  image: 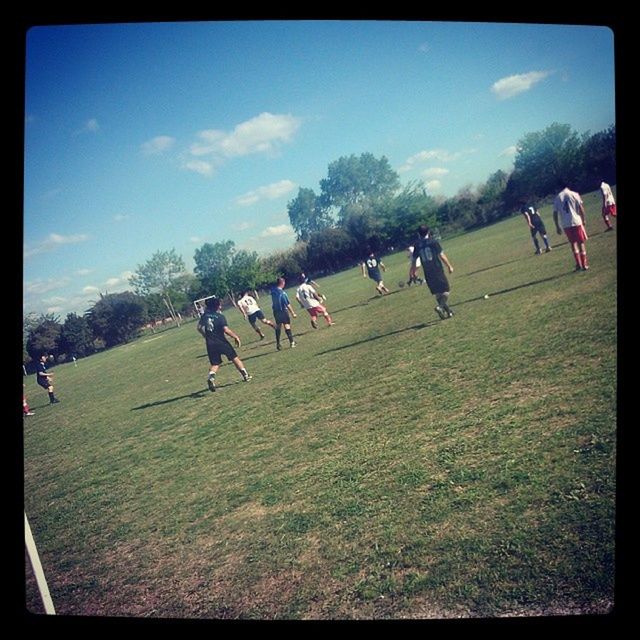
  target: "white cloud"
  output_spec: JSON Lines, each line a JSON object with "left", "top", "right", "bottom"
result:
{"left": 24, "top": 277, "right": 70, "bottom": 295}
{"left": 183, "top": 159, "right": 214, "bottom": 176}
{"left": 73, "top": 118, "right": 100, "bottom": 136}
{"left": 83, "top": 285, "right": 100, "bottom": 295}
{"left": 399, "top": 149, "right": 476, "bottom": 173}
{"left": 141, "top": 135, "right": 176, "bottom": 155}
{"left": 24, "top": 233, "right": 90, "bottom": 259}
{"left": 425, "top": 180, "right": 442, "bottom": 192}
{"left": 76, "top": 269, "right": 92, "bottom": 276}
{"left": 500, "top": 145, "right": 518, "bottom": 157}
{"left": 491, "top": 71, "right": 552, "bottom": 100}
{"left": 421, "top": 167, "right": 449, "bottom": 178}
{"left": 260, "top": 224, "right": 295, "bottom": 238}
{"left": 104, "top": 271, "right": 134, "bottom": 289}
{"left": 188, "top": 112, "right": 301, "bottom": 165}
{"left": 235, "top": 179, "right": 297, "bottom": 207}
{"left": 232, "top": 221, "right": 253, "bottom": 232}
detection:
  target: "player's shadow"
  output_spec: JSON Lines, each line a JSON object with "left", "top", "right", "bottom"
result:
{"left": 131, "top": 388, "right": 214, "bottom": 410}
{"left": 314, "top": 321, "right": 435, "bottom": 356}
{"left": 455, "top": 272, "right": 571, "bottom": 307}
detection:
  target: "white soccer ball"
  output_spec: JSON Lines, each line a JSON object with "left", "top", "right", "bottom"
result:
{"left": 484, "top": 294, "right": 490, "bottom": 299}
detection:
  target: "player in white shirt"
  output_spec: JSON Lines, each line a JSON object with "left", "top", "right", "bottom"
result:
{"left": 237, "top": 290, "right": 276, "bottom": 340}
{"left": 295, "top": 277, "right": 335, "bottom": 329}
{"left": 553, "top": 187, "right": 589, "bottom": 271}
{"left": 599, "top": 181, "right": 616, "bottom": 232}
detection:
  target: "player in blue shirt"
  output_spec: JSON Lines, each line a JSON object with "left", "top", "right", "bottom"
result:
{"left": 197, "top": 297, "right": 252, "bottom": 391}
{"left": 271, "top": 277, "right": 297, "bottom": 350}
{"left": 36, "top": 354, "right": 60, "bottom": 404}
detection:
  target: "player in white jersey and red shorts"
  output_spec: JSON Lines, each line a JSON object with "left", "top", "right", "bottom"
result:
{"left": 553, "top": 187, "right": 590, "bottom": 271}
{"left": 295, "top": 276, "right": 335, "bottom": 329}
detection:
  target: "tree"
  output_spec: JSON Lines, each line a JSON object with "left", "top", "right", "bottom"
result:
{"left": 287, "top": 187, "right": 333, "bottom": 241}
{"left": 306, "top": 227, "right": 358, "bottom": 273}
{"left": 86, "top": 292, "right": 148, "bottom": 348}
{"left": 578, "top": 125, "right": 616, "bottom": 190}
{"left": 60, "top": 313, "right": 95, "bottom": 358}
{"left": 130, "top": 249, "right": 186, "bottom": 326}
{"left": 25, "top": 314, "right": 62, "bottom": 362}
{"left": 319, "top": 152, "right": 400, "bottom": 215}
{"left": 193, "top": 240, "right": 235, "bottom": 299}
{"left": 509, "top": 123, "right": 583, "bottom": 203}
{"left": 475, "top": 170, "right": 509, "bottom": 225}
{"left": 228, "top": 250, "right": 264, "bottom": 297}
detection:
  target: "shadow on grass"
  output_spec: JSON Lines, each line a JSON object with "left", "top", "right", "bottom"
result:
{"left": 315, "top": 321, "right": 433, "bottom": 356}
{"left": 131, "top": 387, "right": 220, "bottom": 410}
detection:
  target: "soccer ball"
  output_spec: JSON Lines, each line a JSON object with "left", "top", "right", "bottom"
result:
{"left": 398, "top": 281, "right": 405, "bottom": 288}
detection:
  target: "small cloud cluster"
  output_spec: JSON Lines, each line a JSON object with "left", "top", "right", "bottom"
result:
{"left": 491, "top": 71, "right": 552, "bottom": 100}
{"left": 235, "top": 179, "right": 296, "bottom": 207}
{"left": 24, "top": 233, "right": 90, "bottom": 259}
{"left": 399, "top": 148, "right": 474, "bottom": 174}
{"left": 260, "top": 224, "right": 294, "bottom": 238}
{"left": 140, "top": 136, "right": 176, "bottom": 155}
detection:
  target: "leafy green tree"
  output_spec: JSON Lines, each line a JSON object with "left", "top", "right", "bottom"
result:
{"left": 320, "top": 152, "right": 400, "bottom": 215}
{"left": 228, "top": 250, "right": 264, "bottom": 296}
{"left": 381, "top": 181, "right": 439, "bottom": 246}
{"left": 578, "top": 125, "right": 616, "bottom": 190}
{"left": 287, "top": 187, "right": 333, "bottom": 241}
{"left": 60, "top": 313, "right": 95, "bottom": 358}
{"left": 476, "top": 170, "right": 509, "bottom": 225}
{"left": 193, "top": 240, "right": 235, "bottom": 298}
{"left": 86, "top": 292, "right": 148, "bottom": 348}
{"left": 25, "top": 314, "right": 62, "bottom": 361}
{"left": 130, "top": 249, "right": 186, "bottom": 325}
{"left": 259, "top": 242, "right": 308, "bottom": 283}
{"left": 306, "top": 227, "right": 358, "bottom": 273}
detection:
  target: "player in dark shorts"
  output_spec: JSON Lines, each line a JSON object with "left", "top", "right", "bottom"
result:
{"left": 521, "top": 205, "right": 551, "bottom": 254}
{"left": 361, "top": 251, "right": 389, "bottom": 295}
{"left": 197, "top": 297, "right": 252, "bottom": 391}
{"left": 270, "top": 277, "right": 297, "bottom": 350}
{"left": 410, "top": 225, "right": 455, "bottom": 320}
{"left": 36, "top": 354, "right": 60, "bottom": 404}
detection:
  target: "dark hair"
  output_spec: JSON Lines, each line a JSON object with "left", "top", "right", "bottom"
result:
{"left": 206, "top": 297, "right": 221, "bottom": 311}
{"left": 277, "top": 277, "right": 286, "bottom": 287}
{"left": 417, "top": 224, "right": 430, "bottom": 238}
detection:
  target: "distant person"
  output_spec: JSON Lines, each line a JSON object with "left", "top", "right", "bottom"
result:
{"left": 361, "top": 251, "right": 390, "bottom": 295}
{"left": 296, "top": 275, "right": 335, "bottom": 329}
{"left": 36, "top": 354, "right": 60, "bottom": 404}
{"left": 521, "top": 205, "right": 552, "bottom": 254}
{"left": 599, "top": 181, "right": 616, "bottom": 231}
{"left": 270, "top": 277, "right": 297, "bottom": 350}
{"left": 410, "top": 225, "right": 455, "bottom": 320}
{"left": 406, "top": 246, "right": 424, "bottom": 286}
{"left": 197, "top": 297, "right": 252, "bottom": 392}
{"left": 553, "top": 187, "right": 589, "bottom": 271}
{"left": 237, "top": 290, "right": 276, "bottom": 340}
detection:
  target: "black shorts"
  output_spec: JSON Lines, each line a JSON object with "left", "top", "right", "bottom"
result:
{"left": 206, "top": 339, "right": 238, "bottom": 366}
{"left": 248, "top": 310, "right": 265, "bottom": 326}
{"left": 424, "top": 273, "right": 450, "bottom": 295}
{"left": 37, "top": 378, "right": 50, "bottom": 389}
{"left": 530, "top": 222, "right": 547, "bottom": 236}
{"left": 368, "top": 269, "right": 382, "bottom": 283}
{"left": 273, "top": 309, "right": 291, "bottom": 325}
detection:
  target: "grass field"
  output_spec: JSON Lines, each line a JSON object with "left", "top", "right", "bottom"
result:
{"left": 23, "top": 190, "right": 617, "bottom": 620}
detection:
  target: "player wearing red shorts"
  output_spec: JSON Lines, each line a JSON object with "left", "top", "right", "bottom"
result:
{"left": 295, "top": 276, "right": 335, "bottom": 329}
{"left": 553, "top": 187, "right": 589, "bottom": 271}
{"left": 600, "top": 181, "right": 616, "bottom": 232}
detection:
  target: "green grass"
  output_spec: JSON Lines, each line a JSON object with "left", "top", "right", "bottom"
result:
{"left": 23, "top": 191, "right": 616, "bottom": 619}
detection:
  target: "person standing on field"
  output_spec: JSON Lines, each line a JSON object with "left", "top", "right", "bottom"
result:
{"left": 599, "top": 181, "right": 616, "bottom": 232}
{"left": 521, "top": 205, "right": 552, "bottom": 254}
{"left": 270, "top": 277, "right": 297, "bottom": 351}
{"left": 197, "top": 297, "right": 252, "bottom": 392}
{"left": 553, "top": 186, "right": 590, "bottom": 271}
{"left": 237, "top": 289, "right": 276, "bottom": 340}
{"left": 410, "top": 225, "right": 455, "bottom": 320}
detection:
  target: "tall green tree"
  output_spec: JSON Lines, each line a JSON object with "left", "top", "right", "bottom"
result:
{"left": 25, "top": 314, "right": 62, "bottom": 362}
{"left": 60, "top": 313, "right": 95, "bottom": 358}
{"left": 287, "top": 187, "right": 333, "bottom": 241}
{"left": 193, "top": 240, "right": 236, "bottom": 298}
{"left": 228, "top": 250, "right": 265, "bottom": 296}
{"left": 86, "top": 292, "right": 148, "bottom": 348}
{"left": 129, "top": 249, "right": 186, "bottom": 325}
{"left": 319, "top": 152, "right": 400, "bottom": 215}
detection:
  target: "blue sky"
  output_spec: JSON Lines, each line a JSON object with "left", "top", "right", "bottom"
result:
{"left": 23, "top": 20, "right": 616, "bottom": 317}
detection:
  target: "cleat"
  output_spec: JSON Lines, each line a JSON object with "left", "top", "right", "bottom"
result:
{"left": 243, "top": 375, "right": 253, "bottom": 382}
{"left": 276, "top": 343, "right": 282, "bottom": 351}
{"left": 290, "top": 341, "right": 297, "bottom": 348}
{"left": 207, "top": 378, "right": 216, "bottom": 392}
{"left": 435, "top": 306, "right": 447, "bottom": 320}
{"left": 535, "top": 249, "right": 541, "bottom": 255}
{"left": 545, "top": 247, "right": 552, "bottom": 252}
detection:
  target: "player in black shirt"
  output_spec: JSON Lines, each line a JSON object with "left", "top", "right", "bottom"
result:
{"left": 197, "top": 297, "right": 252, "bottom": 391}
{"left": 410, "top": 225, "right": 455, "bottom": 320}
{"left": 36, "top": 354, "right": 60, "bottom": 404}
{"left": 521, "top": 205, "right": 551, "bottom": 255}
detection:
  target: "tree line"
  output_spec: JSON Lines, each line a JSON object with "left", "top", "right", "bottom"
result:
{"left": 24, "top": 122, "right": 615, "bottom": 369}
